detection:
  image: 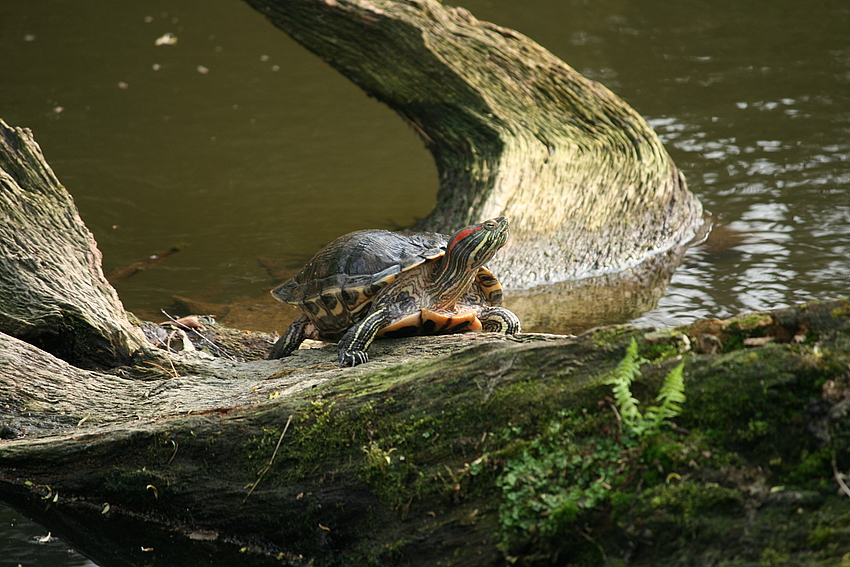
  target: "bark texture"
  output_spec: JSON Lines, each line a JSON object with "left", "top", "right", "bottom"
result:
{"left": 0, "top": 121, "right": 146, "bottom": 368}
{"left": 242, "top": 0, "right": 704, "bottom": 287}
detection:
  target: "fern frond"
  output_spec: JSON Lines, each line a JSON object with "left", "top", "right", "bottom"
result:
{"left": 643, "top": 360, "right": 687, "bottom": 432}
{"left": 604, "top": 338, "right": 647, "bottom": 428}
{"left": 656, "top": 360, "right": 686, "bottom": 417}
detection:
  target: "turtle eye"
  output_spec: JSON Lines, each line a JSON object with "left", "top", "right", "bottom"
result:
{"left": 483, "top": 220, "right": 497, "bottom": 230}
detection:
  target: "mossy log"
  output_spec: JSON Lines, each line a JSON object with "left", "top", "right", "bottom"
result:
{"left": 2, "top": 300, "right": 850, "bottom": 566}
{"left": 242, "top": 0, "right": 705, "bottom": 288}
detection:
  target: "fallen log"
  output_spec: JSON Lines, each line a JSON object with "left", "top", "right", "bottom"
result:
{"left": 1, "top": 300, "right": 849, "bottom": 566}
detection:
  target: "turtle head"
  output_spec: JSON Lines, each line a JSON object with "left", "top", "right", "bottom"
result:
{"left": 445, "top": 216, "right": 509, "bottom": 270}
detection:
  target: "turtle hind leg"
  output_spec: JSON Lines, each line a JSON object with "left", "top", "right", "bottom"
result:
{"left": 479, "top": 307, "right": 521, "bottom": 335}
{"left": 337, "top": 311, "right": 389, "bottom": 367}
{"left": 268, "top": 313, "right": 310, "bottom": 359}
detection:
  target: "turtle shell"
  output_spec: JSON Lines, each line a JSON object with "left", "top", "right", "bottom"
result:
{"left": 272, "top": 229, "right": 448, "bottom": 338}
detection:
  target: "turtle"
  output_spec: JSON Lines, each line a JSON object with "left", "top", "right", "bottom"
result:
{"left": 267, "top": 216, "right": 521, "bottom": 366}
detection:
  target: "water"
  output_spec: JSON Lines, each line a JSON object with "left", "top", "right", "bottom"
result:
{"left": 458, "top": 0, "right": 850, "bottom": 327}
{"left": 1, "top": 0, "right": 848, "bottom": 564}
{"left": 0, "top": 0, "right": 437, "bottom": 329}
{"left": 0, "top": 504, "right": 95, "bottom": 567}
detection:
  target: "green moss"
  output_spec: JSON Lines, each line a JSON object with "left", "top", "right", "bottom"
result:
{"left": 145, "top": 434, "right": 180, "bottom": 468}
{"left": 637, "top": 481, "right": 743, "bottom": 522}
{"left": 680, "top": 344, "right": 825, "bottom": 461}
{"left": 100, "top": 468, "right": 170, "bottom": 508}
{"left": 830, "top": 300, "right": 850, "bottom": 320}
{"left": 732, "top": 313, "right": 775, "bottom": 331}
{"left": 808, "top": 509, "right": 850, "bottom": 553}
{"left": 642, "top": 329, "right": 691, "bottom": 362}
{"left": 242, "top": 425, "right": 284, "bottom": 467}
{"left": 759, "top": 547, "right": 790, "bottom": 566}
{"left": 590, "top": 326, "right": 640, "bottom": 347}
{"left": 360, "top": 440, "right": 424, "bottom": 508}
{"left": 787, "top": 449, "right": 832, "bottom": 485}
{"left": 225, "top": 300, "right": 850, "bottom": 565}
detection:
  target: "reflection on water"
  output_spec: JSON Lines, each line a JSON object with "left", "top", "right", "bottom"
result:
{"left": 632, "top": 86, "right": 850, "bottom": 327}
{"left": 506, "top": 242, "right": 696, "bottom": 335}
{"left": 0, "top": 0, "right": 849, "bottom": 564}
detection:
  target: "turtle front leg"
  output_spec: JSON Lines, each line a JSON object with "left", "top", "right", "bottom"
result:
{"left": 479, "top": 307, "right": 522, "bottom": 334}
{"left": 337, "top": 311, "right": 389, "bottom": 367}
{"left": 268, "top": 313, "right": 310, "bottom": 359}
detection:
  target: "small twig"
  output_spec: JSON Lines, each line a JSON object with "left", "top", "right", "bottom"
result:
{"left": 164, "top": 348, "right": 178, "bottom": 377}
{"left": 832, "top": 451, "right": 850, "bottom": 499}
{"left": 244, "top": 415, "right": 293, "bottom": 502}
{"left": 608, "top": 402, "right": 625, "bottom": 438}
{"left": 143, "top": 360, "right": 178, "bottom": 378}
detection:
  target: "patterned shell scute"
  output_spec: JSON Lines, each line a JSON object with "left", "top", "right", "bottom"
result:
{"left": 272, "top": 229, "right": 448, "bottom": 332}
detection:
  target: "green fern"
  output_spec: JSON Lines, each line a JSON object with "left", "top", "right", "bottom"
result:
{"left": 604, "top": 338, "right": 647, "bottom": 430}
{"left": 495, "top": 339, "right": 687, "bottom": 547}
{"left": 643, "top": 360, "right": 686, "bottom": 432}
{"left": 605, "top": 338, "right": 686, "bottom": 438}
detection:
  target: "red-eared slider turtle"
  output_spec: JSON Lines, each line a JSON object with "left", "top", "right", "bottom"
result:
{"left": 268, "top": 216, "right": 521, "bottom": 366}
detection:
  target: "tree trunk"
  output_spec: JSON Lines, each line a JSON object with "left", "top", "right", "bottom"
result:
{"left": 242, "top": 0, "right": 704, "bottom": 288}
{"left": 0, "top": 121, "right": 147, "bottom": 368}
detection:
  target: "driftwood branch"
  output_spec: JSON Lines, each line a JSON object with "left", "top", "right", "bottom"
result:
{"left": 242, "top": 0, "right": 704, "bottom": 287}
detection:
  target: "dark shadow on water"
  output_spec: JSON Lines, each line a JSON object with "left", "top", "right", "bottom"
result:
{"left": 1, "top": 489, "right": 298, "bottom": 567}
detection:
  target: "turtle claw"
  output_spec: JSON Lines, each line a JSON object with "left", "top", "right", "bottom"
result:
{"left": 339, "top": 349, "right": 369, "bottom": 367}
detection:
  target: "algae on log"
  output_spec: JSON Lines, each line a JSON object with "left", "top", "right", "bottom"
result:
{"left": 241, "top": 0, "right": 705, "bottom": 288}
{"left": 1, "top": 299, "right": 849, "bottom": 566}
{"left": 0, "top": 121, "right": 147, "bottom": 368}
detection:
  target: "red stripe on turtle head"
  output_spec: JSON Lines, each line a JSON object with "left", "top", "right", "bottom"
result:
{"left": 447, "top": 225, "right": 483, "bottom": 254}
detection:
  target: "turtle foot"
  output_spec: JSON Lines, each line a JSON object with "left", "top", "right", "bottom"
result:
{"left": 339, "top": 349, "right": 369, "bottom": 367}
{"left": 267, "top": 314, "right": 309, "bottom": 359}
{"left": 480, "top": 306, "right": 522, "bottom": 335}
{"left": 267, "top": 338, "right": 294, "bottom": 359}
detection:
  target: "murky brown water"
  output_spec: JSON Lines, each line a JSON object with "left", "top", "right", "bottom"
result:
{"left": 1, "top": 0, "right": 848, "bottom": 564}
{"left": 0, "top": 0, "right": 438, "bottom": 333}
